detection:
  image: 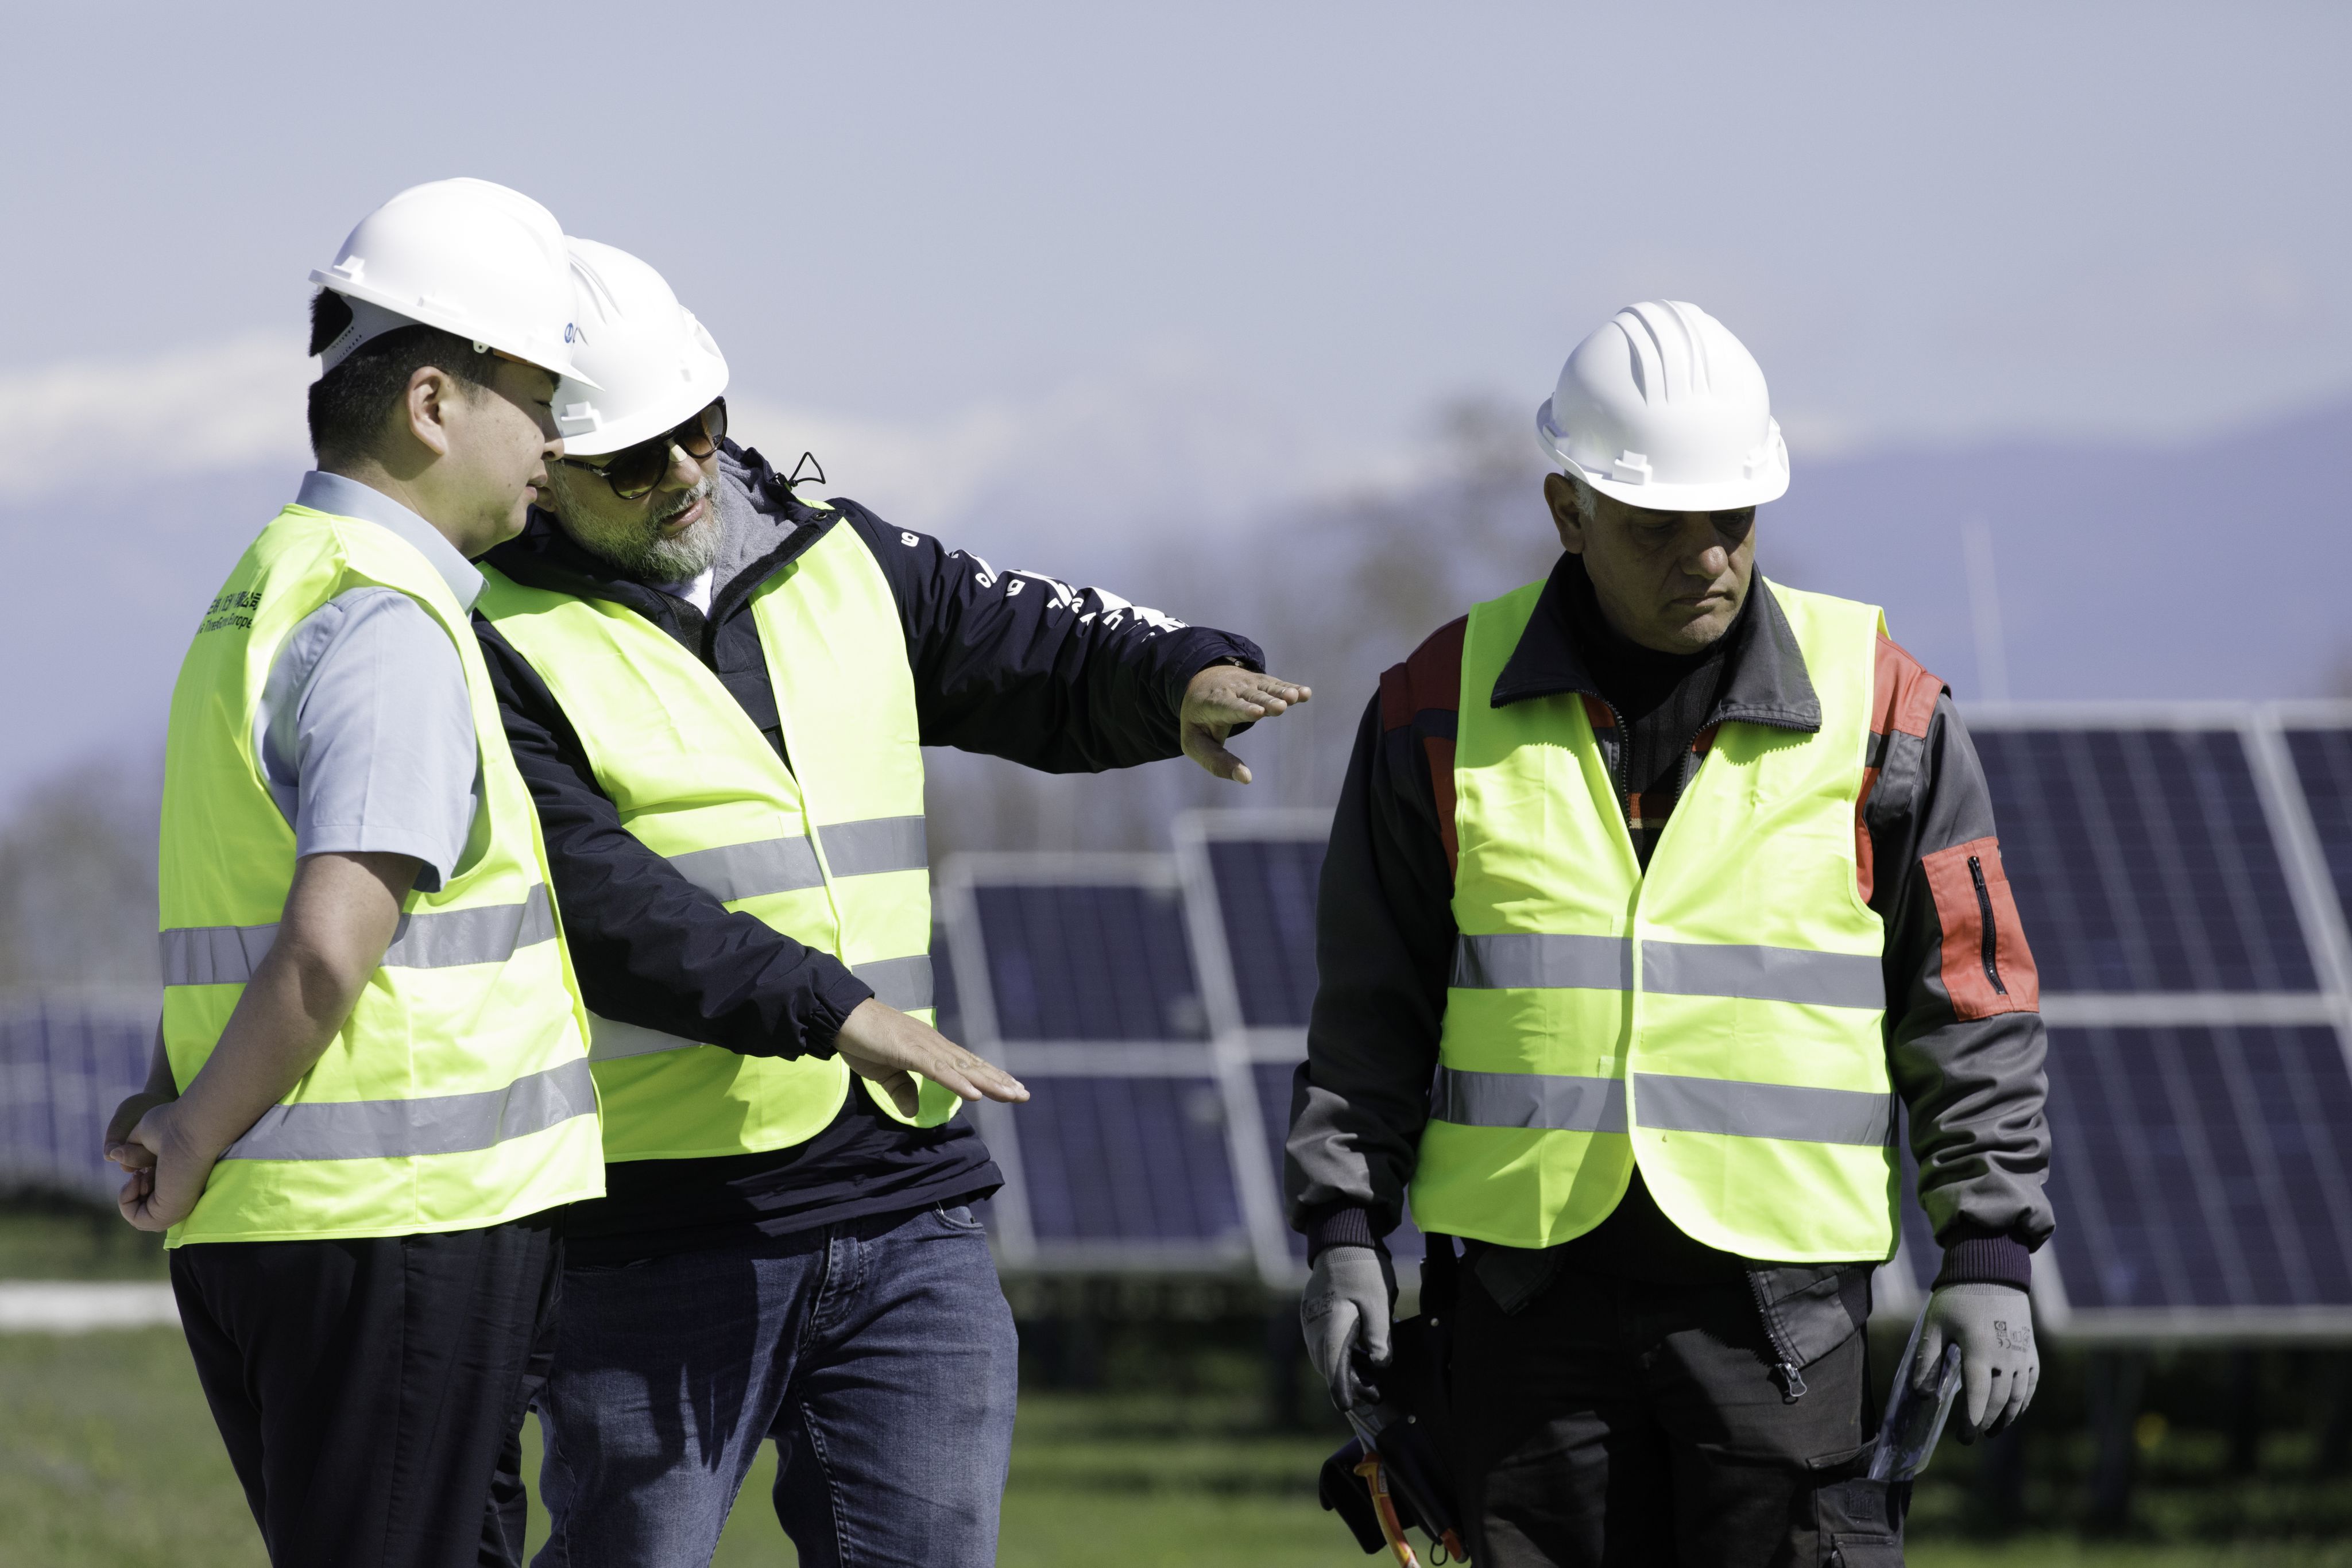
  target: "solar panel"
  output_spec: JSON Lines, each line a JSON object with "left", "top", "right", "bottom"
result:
{"left": 1972, "top": 727, "right": 2316, "bottom": 993}
{"left": 942, "top": 855, "right": 1252, "bottom": 1271}
{"left": 968, "top": 882, "right": 1206, "bottom": 1042}
{"left": 2284, "top": 726, "right": 2352, "bottom": 925}
{"left": 1016, "top": 1075, "right": 1244, "bottom": 1246}
{"left": 1203, "top": 836, "right": 1323, "bottom": 1028}
{"left": 1174, "top": 814, "right": 1432, "bottom": 1280}
{"left": 0, "top": 1001, "right": 152, "bottom": 1202}
{"left": 2043, "top": 1023, "right": 2352, "bottom": 1317}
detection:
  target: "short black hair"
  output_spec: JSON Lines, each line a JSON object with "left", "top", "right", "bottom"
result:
{"left": 305, "top": 289, "right": 500, "bottom": 464}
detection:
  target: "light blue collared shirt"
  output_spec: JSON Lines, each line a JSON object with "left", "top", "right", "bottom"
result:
{"left": 254, "top": 473, "right": 483, "bottom": 891}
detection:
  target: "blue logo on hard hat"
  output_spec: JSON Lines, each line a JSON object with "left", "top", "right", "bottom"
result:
{"left": 565, "top": 322, "right": 579, "bottom": 343}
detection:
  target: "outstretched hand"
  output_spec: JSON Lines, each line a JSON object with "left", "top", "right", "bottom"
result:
{"left": 1181, "top": 665, "right": 1311, "bottom": 783}
{"left": 831, "top": 998, "right": 1029, "bottom": 1120}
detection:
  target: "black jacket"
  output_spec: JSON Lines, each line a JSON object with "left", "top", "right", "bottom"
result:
{"left": 477, "top": 443, "right": 1264, "bottom": 1060}
{"left": 474, "top": 443, "right": 1263, "bottom": 1258}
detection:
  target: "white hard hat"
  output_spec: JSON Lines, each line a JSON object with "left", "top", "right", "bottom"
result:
{"left": 310, "top": 177, "right": 594, "bottom": 386}
{"left": 548, "top": 239, "right": 729, "bottom": 457}
{"left": 1536, "top": 300, "right": 1788, "bottom": 513}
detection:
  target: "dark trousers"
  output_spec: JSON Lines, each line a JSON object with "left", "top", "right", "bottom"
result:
{"left": 169, "top": 1211, "right": 564, "bottom": 1568}
{"left": 1450, "top": 1268, "right": 1903, "bottom": 1567}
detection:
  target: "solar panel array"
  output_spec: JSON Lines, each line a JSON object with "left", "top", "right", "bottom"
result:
{"left": 0, "top": 999, "right": 153, "bottom": 1203}
{"left": 14, "top": 703, "right": 2352, "bottom": 1330}
{"left": 1893, "top": 704, "right": 2352, "bottom": 1339}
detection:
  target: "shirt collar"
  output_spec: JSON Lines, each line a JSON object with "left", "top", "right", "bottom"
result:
{"left": 1490, "top": 553, "right": 1821, "bottom": 734}
{"left": 294, "top": 470, "right": 487, "bottom": 611}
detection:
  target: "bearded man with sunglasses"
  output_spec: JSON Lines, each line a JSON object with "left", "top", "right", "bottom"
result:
{"left": 472, "top": 239, "right": 1306, "bottom": 1567}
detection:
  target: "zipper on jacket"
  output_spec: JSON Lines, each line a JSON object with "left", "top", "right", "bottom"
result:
{"left": 1967, "top": 855, "right": 2008, "bottom": 996}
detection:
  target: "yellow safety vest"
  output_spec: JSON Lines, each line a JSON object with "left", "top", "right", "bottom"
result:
{"left": 1411, "top": 577, "right": 1895, "bottom": 1263}
{"left": 157, "top": 505, "right": 602, "bottom": 1246}
{"left": 474, "top": 518, "right": 956, "bottom": 1164}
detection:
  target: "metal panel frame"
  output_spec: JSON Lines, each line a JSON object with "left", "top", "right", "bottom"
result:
{"left": 1172, "top": 808, "right": 1334, "bottom": 1288}
{"left": 1961, "top": 700, "right": 2352, "bottom": 1341}
{"left": 937, "top": 851, "right": 1258, "bottom": 1277}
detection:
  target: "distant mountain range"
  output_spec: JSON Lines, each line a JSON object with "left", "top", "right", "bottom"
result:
{"left": 4, "top": 389, "right": 2345, "bottom": 809}
{"left": 1773, "top": 396, "right": 2352, "bottom": 704}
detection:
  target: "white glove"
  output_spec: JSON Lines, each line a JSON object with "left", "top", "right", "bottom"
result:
{"left": 1916, "top": 1282, "right": 2038, "bottom": 1441}
{"left": 1300, "top": 1246, "right": 1393, "bottom": 1413}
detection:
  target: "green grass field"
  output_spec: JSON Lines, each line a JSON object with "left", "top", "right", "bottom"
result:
{"left": 7, "top": 1328, "right": 2352, "bottom": 1567}
{"left": 6, "top": 1211, "right": 2351, "bottom": 1565}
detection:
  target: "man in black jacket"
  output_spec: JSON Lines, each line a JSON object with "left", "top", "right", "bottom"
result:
{"left": 474, "top": 241, "right": 1306, "bottom": 1567}
{"left": 1287, "top": 302, "right": 2048, "bottom": 1565}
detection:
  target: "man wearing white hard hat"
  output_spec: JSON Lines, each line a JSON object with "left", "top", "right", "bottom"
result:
{"left": 1286, "top": 301, "right": 2053, "bottom": 1563}
{"left": 471, "top": 239, "right": 1307, "bottom": 1566}
{"left": 104, "top": 179, "right": 604, "bottom": 1567}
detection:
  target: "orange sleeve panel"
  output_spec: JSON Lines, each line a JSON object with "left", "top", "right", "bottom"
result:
{"left": 1920, "top": 836, "right": 2041, "bottom": 1016}
{"left": 1379, "top": 617, "right": 1467, "bottom": 878}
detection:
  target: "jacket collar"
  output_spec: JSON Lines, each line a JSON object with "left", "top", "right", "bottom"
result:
{"left": 479, "top": 440, "right": 832, "bottom": 634}
{"left": 1490, "top": 553, "right": 1820, "bottom": 734}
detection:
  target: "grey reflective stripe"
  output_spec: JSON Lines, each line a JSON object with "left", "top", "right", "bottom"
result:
{"left": 1640, "top": 941, "right": 1883, "bottom": 1010}
{"left": 219, "top": 1058, "right": 597, "bottom": 1162}
{"left": 383, "top": 884, "right": 555, "bottom": 968}
{"left": 853, "top": 955, "right": 934, "bottom": 1012}
{"left": 663, "top": 816, "right": 926, "bottom": 904}
{"left": 668, "top": 837, "right": 822, "bottom": 903}
{"left": 820, "top": 816, "right": 929, "bottom": 877}
{"left": 160, "top": 923, "right": 278, "bottom": 987}
{"left": 1633, "top": 1073, "right": 1895, "bottom": 1147}
{"left": 1451, "top": 934, "right": 1631, "bottom": 990}
{"left": 585, "top": 1014, "right": 699, "bottom": 1063}
{"left": 1429, "top": 1067, "right": 1626, "bottom": 1132}
{"left": 161, "top": 886, "right": 558, "bottom": 986}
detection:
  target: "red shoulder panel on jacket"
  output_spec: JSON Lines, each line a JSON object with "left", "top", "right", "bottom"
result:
{"left": 1379, "top": 616, "right": 1468, "bottom": 731}
{"left": 1378, "top": 617, "right": 1468, "bottom": 880}
{"left": 1873, "top": 633, "right": 1943, "bottom": 741}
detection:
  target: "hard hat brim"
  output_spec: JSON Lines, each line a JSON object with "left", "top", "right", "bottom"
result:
{"left": 554, "top": 371, "right": 730, "bottom": 458}
{"left": 1562, "top": 459, "right": 1790, "bottom": 514}
{"left": 309, "top": 272, "right": 601, "bottom": 390}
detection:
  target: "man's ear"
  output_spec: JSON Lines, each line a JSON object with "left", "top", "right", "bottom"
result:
{"left": 1543, "top": 472, "right": 1585, "bottom": 553}
{"left": 400, "top": 366, "right": 458, "bottom": 459}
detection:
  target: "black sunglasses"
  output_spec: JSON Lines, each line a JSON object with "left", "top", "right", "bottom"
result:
{"left": 559, "top": 398, "right": 728, "bottom": 500}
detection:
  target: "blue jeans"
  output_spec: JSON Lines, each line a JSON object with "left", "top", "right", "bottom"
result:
{"left": 533, "top": 1203, "right": 1019, "bottom": 1568}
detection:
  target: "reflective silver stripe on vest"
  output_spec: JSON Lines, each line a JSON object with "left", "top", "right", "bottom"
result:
{"left": 668, "top": 837, "right": 823, "bottom": 903}
{"left": 1447, "top": 935, "right": 1879, "bottom": 1009}
{"left": 821, "top": 816, "right": 929, "bottom": 877}
{"left": 1639, "top": 941, "right": 1883, "bottom": 1010}
{"left": 854, "top": 955, "right": 935, "bottom": 1012}
{"left": 219, "top": 1057, "right": 597, "bottom": 1162}
{"left": 664, "top": 816, "right": 928, "bottom": 905}
{"left": 161, "top": 886, "right": 558, "bottom": 986}
{"left": 1632, "top": 1073, "right": 1895, "bottom": 1147}
{"left": 1450, "top": 934, "right": 1631, "bottom": 990}
{"left": 1429, "top": 1067, "right": 1627, "bottom": 1132}
{"left": 586, "top": 1015, "right": 702, "bottom": 1063}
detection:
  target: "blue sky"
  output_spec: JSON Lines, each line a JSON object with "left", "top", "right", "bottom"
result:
{"left": 3, "top": 3, "right": 2350, "bottom": 804}
{"left": 3, "top": 1, "right": 2346, "bottom": 478}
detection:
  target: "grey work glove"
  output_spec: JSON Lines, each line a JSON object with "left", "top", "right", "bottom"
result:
{"left": 1916, "top": 1282, "right": 2038, "bottom": 1442}
{"left": 1301, "top": 1245, "right": 1394, "bottom": 1413}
